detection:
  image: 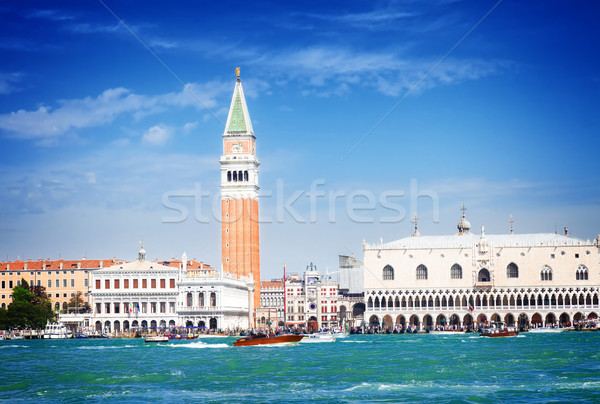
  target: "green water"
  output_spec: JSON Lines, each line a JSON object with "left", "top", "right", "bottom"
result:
{"left": 1, "top": 332, "right": 599, "bottom": 403}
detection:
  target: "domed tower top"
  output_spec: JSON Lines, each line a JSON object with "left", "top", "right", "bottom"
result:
{"left": 138, "top": 245, "right": 146, "bottom": 261}
{"left": 457, "top": 204, "right": 471, "bottom": 235}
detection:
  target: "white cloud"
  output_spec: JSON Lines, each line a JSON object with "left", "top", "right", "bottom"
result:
{"left": 0, "top": 81, "right": 230, "bottom": 140}
{"left": 86, "top": 172, "right": 97, "bottom": 184}
{"left": 261, "top": 46, "right": 508, "bottom": 97}
{"left": 183, "top": 121, "right": 199, "bottom": 134}
{"left": 302, "top": 10, "right": 416, "bottom": 27}
{"left": 142, "top": 124, "right": 173, "bottom": 146}
{"left": 27, "top": 9, "right": 77, "bottom": 21}
{"left": 0, "top": 72, "right": 24, "bottom": 95}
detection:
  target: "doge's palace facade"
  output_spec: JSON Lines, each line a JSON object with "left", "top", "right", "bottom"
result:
{"left": 363, "top": 211, "right": 600, "bottom": 330}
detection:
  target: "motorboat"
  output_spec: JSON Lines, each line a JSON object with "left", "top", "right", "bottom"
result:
{"left": 529, "top": 327, "right": 565, "bottom": 333}
{"left": 480, "top": 322, "right": 519, "bottom": 337}
{"left": 44, "top": 322, "right": 73, "bottom": 339}
{"left": 429, "top": 329, "right": 466, "bottom": 335}
{"left": 300, "top": 333, "right": 335, "bottom": 343}
{"left": 168, "top": 333, "right": 199, "bottom": 340}
{"left": 233, "top": 334, "right": 303, "bottom": 347}
{"left": 144, "top": 335, "right": 169, "bottom": 343}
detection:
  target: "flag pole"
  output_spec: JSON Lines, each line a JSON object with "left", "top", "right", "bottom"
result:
{"left": 283, "top": 263, "right": 287, "bottom": 330}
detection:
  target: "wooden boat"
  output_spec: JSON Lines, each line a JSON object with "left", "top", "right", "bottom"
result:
{"left": 144, "top": 335, "right": 169, "bottom": 343}
{"left": 233, "top": 334, "right": 303, "bottom": 347}
{"left": 480, "top": 322, "right": 519, "bottom": 338}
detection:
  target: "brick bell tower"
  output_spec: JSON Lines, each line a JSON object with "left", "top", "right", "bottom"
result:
{"left": 220, "top": 68, "right": 261, "bottom": 310}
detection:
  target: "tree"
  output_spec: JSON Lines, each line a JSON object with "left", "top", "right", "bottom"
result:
{"left": 67, "top": 291, "right": 90, "bottom": 313}
{"left": 5, "top": 279, "right": 55, "bottom": 330}
{"left": 68, "top": 291, "right": 84, "bottom": 308}
{"left": 11, "top": 280, "right": 35, "bottom": 303}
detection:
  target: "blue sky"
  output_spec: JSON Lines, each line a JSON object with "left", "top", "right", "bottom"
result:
{"left": 0, "top": 1, "right": 599, "bottom": 280}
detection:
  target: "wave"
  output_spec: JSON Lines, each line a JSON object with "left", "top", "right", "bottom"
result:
{"left": 77, "top": 345, "right": 136, "bottom": 350}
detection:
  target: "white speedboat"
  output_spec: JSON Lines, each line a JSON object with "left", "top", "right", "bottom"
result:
{"left": 144, "top": 335, "right": 169, "bottom": 343}
{"left": 44, "top": 322, "right": 73, "bottom": 339}
{"left": 429, "top": 329, "right": 466, "bottom": 335}
{"left": 300, "top": 333, "right": 335, "bottom": 343}
{"left": 529, "top": 327, "right": 565, "bottom": 333}
{"left": 11, "top": 331, "right": 24, "bottom": 340}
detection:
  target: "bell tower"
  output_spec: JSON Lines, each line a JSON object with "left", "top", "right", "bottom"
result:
{"left": 220, "top": 68, "right": 261, "bottom": 310}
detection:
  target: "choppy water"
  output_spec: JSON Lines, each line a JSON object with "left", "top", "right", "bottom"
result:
{"left": 1, "top": 332, "right": 599, "bottom": 403}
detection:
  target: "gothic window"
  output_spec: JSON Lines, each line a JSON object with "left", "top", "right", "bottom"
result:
{"left": 210, "top": 292, "right": 216, "bottom": 307}
{"left": 186, "top": 292, "right": 192, "bottom": 307}
{"left": 383, "top": 265, "right": 394, "bottom": 280}
{"left": 416, "top": 264, "right": 428, "bottom": 280}
{"left": 540, "top": 266, "right": 552, "bottom": 281}
{"left": 576, "top": 265, "right": 589, "bottom": 280}
{"left": 199, "top": 292, "right": 204, "bottom": 307}
{"left": 238, "top": 171, "right": 243, "bottom": 181}
{"left": 506, "top": 262, "right": 519, "bottom": 278}
{"left": 478, "top": 268, "right": 490, "bottom": 282}
{"left": 451, "top": 264, "right": 462, "bottom": 279}
{"left": 233, "top": 171, "right": 238, "bottom": 182}
{"left": 244, "top": 170, "right": 249, "bottom": 181}
{"left": 227, "top": 171, "right": 231, "bottom": 182}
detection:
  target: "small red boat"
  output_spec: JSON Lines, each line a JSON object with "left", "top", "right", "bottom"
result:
{"left": 233, "top": 334, "right": 303, "bottom": 347}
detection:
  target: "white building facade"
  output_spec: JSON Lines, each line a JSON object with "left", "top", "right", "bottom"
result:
{"left": 91, "top": 248, "right": 253, "bottom": 332}
{"left": 91, "top": 248, "right": 178, "bottom": 333}
{"left": 177, "top": 253, "right": 254, "bottom": 330}
{"left": 363, "top": 213, "right": 600, "bottom": 331}
{"left": 284, "top": 264, "right": 339, "bottom": 330}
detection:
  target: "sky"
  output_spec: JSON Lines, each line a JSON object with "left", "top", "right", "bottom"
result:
{"left": 0, "top": 1, "right": 599, "bottom": 280}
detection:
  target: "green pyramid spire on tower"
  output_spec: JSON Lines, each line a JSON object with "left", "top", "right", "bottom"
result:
{"left": 225, "top": 68, "right": 253, "bottom": 135}
{"left": 228, "top": 90, "right": 247, "bottom": 132}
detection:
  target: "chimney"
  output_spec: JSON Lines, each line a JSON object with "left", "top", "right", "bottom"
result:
{"left": 6, "top": 263, "right": 9, "bottom": 270}
{"left": 100, "top": 261, "right": 103, "bottom": 268}
{"left": 60, "top": 262, "right": 63, "bottom": 269}
{"left": 77, "top": 262, "right": 81, "bottom": 269}
{"left": 564, "top": 227, "right": 568, "bottom": 236}
{"left": 24, "top": 262, "right": 27, "bottom": 270}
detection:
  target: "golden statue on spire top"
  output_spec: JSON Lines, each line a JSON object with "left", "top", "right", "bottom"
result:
{"left": 235, "top": 67, "right": 240, "bottom": 77}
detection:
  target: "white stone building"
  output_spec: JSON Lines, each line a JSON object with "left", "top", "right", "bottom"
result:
{"left": 363, "top": 210, "right": 600, "bottom": 331}
{"left": 90, "top": 248, "right": 253, "bottom": 332}
{"left": 256, "top": 280, "right": 285, "bottom": 328}
{"left": 177, "top": 253, "right": 254, "bottom": 330}
{"left": 91, "top": 247, "right": 179, "bottom": 333}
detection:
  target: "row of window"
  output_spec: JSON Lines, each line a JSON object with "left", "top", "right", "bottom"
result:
{"left": 95, "top": 301, "right": 176, "bottom": 314}
{"left": 185, "top": 292, "right": 216, "bottom": 307}
{"left": 383, "top": 264, "right": 591, "bottom": 281}
{"left": 226, "top": 170, "right": 249, "bottom": 182}
{"left": 1, "top": 279, "right": 85, "bottom": 290}
{"left": 95, "top": 278, "right": 176, "bottom": 290}
{"left": 1, "top": 270, "right": 80, "bottom": 276}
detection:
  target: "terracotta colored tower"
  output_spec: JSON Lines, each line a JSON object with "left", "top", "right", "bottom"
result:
{"left": 220, "top": 69, "right": 261, "bottom": 310}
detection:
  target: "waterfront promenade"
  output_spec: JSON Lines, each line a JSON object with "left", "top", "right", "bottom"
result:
{"left": 1, "top": 332, "right": 599, "bottom": 402}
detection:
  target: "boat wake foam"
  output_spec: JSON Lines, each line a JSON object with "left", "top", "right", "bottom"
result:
{"left": 168, "top": 341, "right": 229, "bottom": 349}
